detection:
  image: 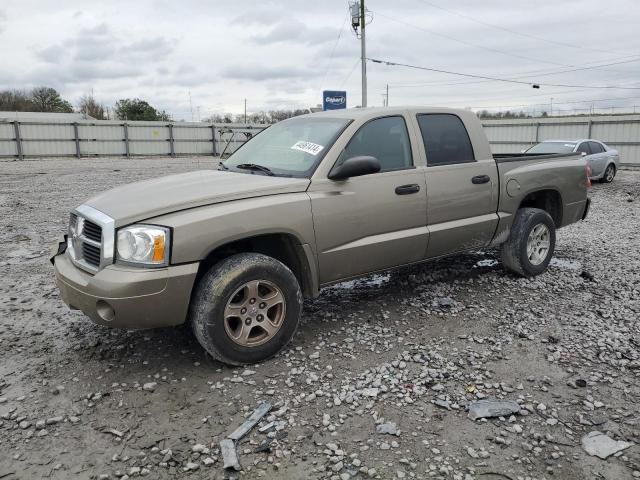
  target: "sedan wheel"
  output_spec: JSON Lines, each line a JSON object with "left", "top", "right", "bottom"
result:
{"left": 601, "top": 164, "right": 616, "bottom": 183}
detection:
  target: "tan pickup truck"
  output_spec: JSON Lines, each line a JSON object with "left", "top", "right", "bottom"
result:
{"left": 52, "top": 107, "right": 590, "bottom": 365}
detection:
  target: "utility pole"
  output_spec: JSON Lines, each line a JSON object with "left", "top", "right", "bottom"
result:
{"left": 386, "top": 83, "right": 389, "bottom": 106}
{"left": 244, "top": 98, "right": 247, "bottom": 124}
{"left": 360, "top": 0, "right": 367, "bottom": 107}
{"left": 550, "top": 97, "right": 553, "bottom": 117}
{"left": 189, "top": 90, "right": 194, "bottom": 122}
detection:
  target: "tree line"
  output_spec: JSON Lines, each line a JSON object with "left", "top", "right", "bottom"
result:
{"left": 2, "top": 87, "right": 554, "bottom": 123}
{"left": 476, "top": 109, "right": 548, "bottom": 119}
{"left": 204, "top": 109, "right": 312, "bottom": 125}
{"left": 0, "top": 87, "right": 171, "bottom": 121}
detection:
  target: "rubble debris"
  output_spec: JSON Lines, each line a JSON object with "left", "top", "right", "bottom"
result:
{"left": 376, "top": 422, "right": 400, "bottom": 436}
{"left": 227, "top": 401, "right": 272, "bottom": 441}
{"left": 468, "top": 400, "right": 520, "bottom": 420}
{"left": 581, "top": 431, "right": 634, "bottom": 459}
{"left": 220, "top": 438, "right": 241, "bottom": 471}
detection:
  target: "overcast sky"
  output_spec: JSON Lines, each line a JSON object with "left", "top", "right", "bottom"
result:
{"left": 1, "top": 0, "right": 639, "bottom": 119}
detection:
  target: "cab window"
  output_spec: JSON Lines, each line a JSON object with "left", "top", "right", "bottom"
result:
{"left": 338, "top": 116, "right": 413, "bottom": 172}
{"left": 417, "top": 114, "right": 475, "bottom": 166}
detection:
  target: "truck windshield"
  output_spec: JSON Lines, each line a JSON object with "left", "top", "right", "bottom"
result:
{"left": 223, "top": 117, "right": 351, "bottom": 177}
{"left": 526, "top": 142, "right": 576, "bottom": 154}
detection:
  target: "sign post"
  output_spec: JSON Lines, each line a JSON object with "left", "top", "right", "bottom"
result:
{"left": 323, "top": 91, "right": 347, "bottom": 111}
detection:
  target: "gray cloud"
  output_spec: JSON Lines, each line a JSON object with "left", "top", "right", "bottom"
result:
{"left": 222, "top": 64, "right": 315, "bottom": 82}
{"left": 251, "top": 21, "right": 333, "bottom": 46}
{"left": 230, "top": 9, "right": 288, "bottom": 26}
{"left": 37, "top": 45, "right": 66, "bottom": 63}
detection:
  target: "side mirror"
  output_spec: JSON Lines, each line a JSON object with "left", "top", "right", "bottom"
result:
{"left": 581, "top": 152, "right": 587, "bottom": 156}
{"left": 328, "top": 155, "right": 381, "bottom": 180}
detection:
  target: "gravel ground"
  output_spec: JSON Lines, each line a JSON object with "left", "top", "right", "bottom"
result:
{"left": 0, "top": 157, "right": 639, "bottom": 480}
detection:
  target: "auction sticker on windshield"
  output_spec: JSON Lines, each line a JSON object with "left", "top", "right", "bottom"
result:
{"left": 291, "top": 141, "right": 324, "bottom": 156}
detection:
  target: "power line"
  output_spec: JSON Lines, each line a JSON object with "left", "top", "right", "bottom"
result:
{"left": 340, "top": 58, "right": 361, "bottom": 87}
{"left": 319, "top": 12, "right": 349, "bottom": 89}
{"left": 368, "top": 57, "right": 640, "bottom": 90}
{"left": 464, "top": 96, "right": 640, "bottom": 111}
{"left": 415, "top": 0, "right": 630, "bottom": 56}
{"left": 373, "top": 11, "right": 578, "bottom": 69}
{"left": 390, "top": 55, "right": 640, "bottom": 89}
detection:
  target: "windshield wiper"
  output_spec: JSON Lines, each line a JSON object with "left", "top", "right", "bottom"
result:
{"left": 235, "top": 163, "right": 274, "bottom": 176}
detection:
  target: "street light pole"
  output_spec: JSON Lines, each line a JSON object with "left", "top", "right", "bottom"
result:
{"left": 360, "top": 0, "right": 367, "bottom": 107}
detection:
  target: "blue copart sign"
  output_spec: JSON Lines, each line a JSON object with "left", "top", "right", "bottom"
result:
{"left": 323, "top": 91, "right": 347, "bottom": 110}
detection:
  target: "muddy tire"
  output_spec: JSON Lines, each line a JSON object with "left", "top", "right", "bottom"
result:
{"left": 501, "top": 208, "right": 556, "bottom": 277}
{"left": 190, "top": 253, "right": 302, "bottom": 365}
{"left": 600, "top": 164, "right": 616, "bottom": 183}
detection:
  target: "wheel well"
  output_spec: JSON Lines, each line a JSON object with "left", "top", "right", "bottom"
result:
{"left": 519, "top": 190, "right": 563, "bottom": 227}
{"left": 195, "top": 234, "right": 313, "bottom": 297}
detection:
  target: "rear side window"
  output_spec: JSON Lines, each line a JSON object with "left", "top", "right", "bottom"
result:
{"left": 417, "top": 114, "right": 475, "bottom": 166}
{"left": 339, "top": 116, "right": 413, "bottom": 172}
{"left": 576, "top": 142, "right": 592, "bottom": 155}
{"left": 589, "top": 141, "right": 605, "bottom": 153}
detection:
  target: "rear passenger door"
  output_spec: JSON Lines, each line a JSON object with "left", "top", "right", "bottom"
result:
{"left": 416, "top": 113, "right": 499, "bottom": 258}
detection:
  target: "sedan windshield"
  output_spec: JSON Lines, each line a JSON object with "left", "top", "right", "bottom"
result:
{"left": 526, "top": 141, "right": 576, "bottom": 154}
{"left": 223, "top": 117, "right": 351, "bottom": 177}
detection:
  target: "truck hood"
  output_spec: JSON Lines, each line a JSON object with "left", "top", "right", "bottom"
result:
{"left": 84, "top": 170, "right": 310, "bottom": 226}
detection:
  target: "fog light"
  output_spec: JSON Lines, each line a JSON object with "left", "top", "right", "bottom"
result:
{"left": 96, "top": 300, "right": 115, "bottom": 322}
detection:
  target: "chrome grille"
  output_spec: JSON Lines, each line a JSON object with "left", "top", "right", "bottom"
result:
{"left": 67, "top": 205, "right": 114, "bottom": 274}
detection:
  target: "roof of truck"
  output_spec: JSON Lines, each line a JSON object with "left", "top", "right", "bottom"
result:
{"left": 303, "top": 106, "right": 470, "bottom": 120}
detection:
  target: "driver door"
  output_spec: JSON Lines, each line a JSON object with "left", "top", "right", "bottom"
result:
{"left": 307, "top": 115, "right": 428, "bottom": 284}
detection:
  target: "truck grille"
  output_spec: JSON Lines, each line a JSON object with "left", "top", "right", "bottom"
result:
{"left": 67, "top": 206, "right": 114, "bottom": 274}
{"left": 81, "top": 242, "right": 101, "bottom": 267}
{"left": 83, "top": 220, "right": 102, "bottom": 243}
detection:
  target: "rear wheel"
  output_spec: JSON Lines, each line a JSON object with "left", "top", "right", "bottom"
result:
{"left": 501, "top": 208, "right": 556, "bottom": 277}
{"left": 190, "top": 253, "right": 302, "bottom": 365}
{"left": 600, "top": 164, "right": 616, "bottom": 183}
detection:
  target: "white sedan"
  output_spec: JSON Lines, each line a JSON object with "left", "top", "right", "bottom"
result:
{"left": 525, "top": 139, "right": 620, "bottom": 183}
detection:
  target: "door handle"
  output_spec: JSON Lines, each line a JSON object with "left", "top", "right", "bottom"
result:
{"left": 471, "top": 175, "right": 490, "bottom": 184}
{"left": 395, "top": 184, "right": 421, "bottom": 195}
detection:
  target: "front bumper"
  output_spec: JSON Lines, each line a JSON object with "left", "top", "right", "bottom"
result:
{"left": 53, "top": 249, "right": 199, "bottom": 329}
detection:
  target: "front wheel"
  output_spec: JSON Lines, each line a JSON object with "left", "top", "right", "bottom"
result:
{"left": 501, "top": 208, "right": 556, "bottom": 277}
{"left": 190, "top": 253, "right": 302, "bottom": 365}
{"left": 600, "top": 164, "right": 616, "bottom": 183}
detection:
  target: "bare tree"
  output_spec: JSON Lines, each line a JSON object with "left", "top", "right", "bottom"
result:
{"left": 0, "top": 89, "right": 34, "bottom": 111}
{"left": 78, "top": 94, "right": 107, "bottom": 119}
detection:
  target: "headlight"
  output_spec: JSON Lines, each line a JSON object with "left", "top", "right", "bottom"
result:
{"left": 116, "top": 225, "right": 170, "bottom": 267}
